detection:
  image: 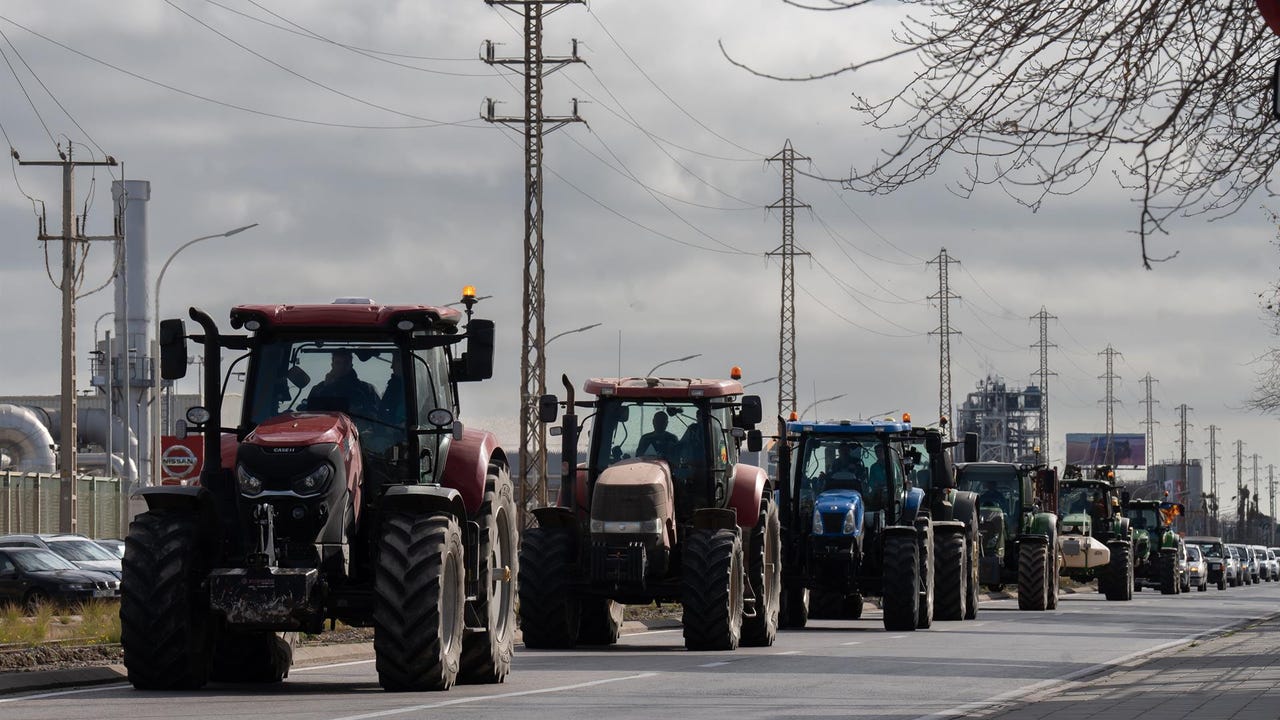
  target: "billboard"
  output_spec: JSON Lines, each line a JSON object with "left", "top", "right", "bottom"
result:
{"left": 160, "top": 436, "right": 204, "bottom": 485}
{"left": 1064, "top": 433, "right": 1146, "bottom": 467}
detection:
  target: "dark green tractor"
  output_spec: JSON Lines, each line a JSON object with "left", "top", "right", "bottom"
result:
{"left": 1123, "top": 497, "right": 1186, "bottom": 595}
{"left": 956, "top": 462, "right": 1060, "bottom": 611}
{"left": 1056, "top": 465, "right": 1134, "bottom": 601}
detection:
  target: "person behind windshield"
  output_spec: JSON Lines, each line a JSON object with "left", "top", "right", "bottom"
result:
{"left": 637, "top": 412, "right": 679, "bottom": 459}
{"left": 867, "top": 444, "right": 891, "bottom": 498}
{"left": 979, "top": 480, "right": 1004, "bottom": 509}
{"left": 824, "top": 448, "right": 865, "bottom": 491}
{"left": 379, "top": 359, "right": 406, "bottom": 424}
{"left": 304, "top": 349, "right": 380, "bottom": 415}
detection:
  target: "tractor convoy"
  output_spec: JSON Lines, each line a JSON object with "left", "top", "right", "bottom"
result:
{"left": 117, "top": 296, "right": 1223, "bottom": 688}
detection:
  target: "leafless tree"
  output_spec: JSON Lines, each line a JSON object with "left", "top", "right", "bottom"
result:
{"left": 725, "top": 0, "right": 1278, "bottom": 268}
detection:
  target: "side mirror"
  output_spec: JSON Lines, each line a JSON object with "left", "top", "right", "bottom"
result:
{"left": 175, "top": 419, "right": 188, "bottom": 440}
{"left": 747, "top": 429, "right": 763, "bottom": 453}
{"left": 454, "top": 319, "right": 495, "bottom": 382}
{"left": 736, "top": 395, "right": 763, "bottom": 427}
{"left": 452, "top": 421, "right": 465, "bottom": 441}
{"left": 287, "top": 365, "right": 311, "bottom": 389}
{"left": 538, "top": 394, "right": 559, "bottom": 423}
{"left": 159, "top": 319, "right": 189, "bottom": 380}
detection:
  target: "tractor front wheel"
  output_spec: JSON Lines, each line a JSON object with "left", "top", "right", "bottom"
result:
{"left": 682, "top": 528, "right": 744, "bottom": 651}
{"left": 1159, "top": 551, "right": 1178, "bottom": 595}
{"left": 1017, "top": 542, "right": 1049, "bottom": 611}
{"left": 577, "top": 598, "right": 624, "bottom": 645}
{"left": 211, "top": 631, "right": 296, "bottom": 683}
{"left": 916, "top": 522, "right": 934, "bottom": 629}
{"left": 459, "top": 464, "right": 518, "bottom": 684}
{"left": 1105, "top": 540, "right": 1133, "bottom": 601}
{"left": 517, "top": 527, "right": 580, "bottom": 649}
{"left": 882, "top": 533, "right": 920, "bottom": 632}
{"left": 781, "top": 584, "right": 809, "bottom": 629}
{"left": 741, "top": 498, "right": 781, "bottom": 647}
{"left": 933, "top": 531, "right": 966, "bottom": 621}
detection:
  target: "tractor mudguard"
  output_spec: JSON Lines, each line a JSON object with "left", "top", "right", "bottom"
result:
{"left": 729, "top": 464, "right": 768, "bottom": 529}
{"left": 693, "top": 507, "right": 739, "bottom": 532}
{"left": 441, "top": 428, "right": 504, "bottom": 516}
{"left": 381, "top": 484, "right": 466, "bottom": 520}
{"left": 931, "top": 519, "right": 966, "bottom": 537}
{"left": 135, "top": 485, "right": 223, "bottom": 558}
{"left": 1159, "top": 530, "right": 1178, "bottom": 550}
{"left": 532, "top": 505, "right": 576, "bottom": 530}
{"left": 1016, "top": 533, "right": 1050, "bottom": 547}
{"left": 903, "top": 487, "right": 925, "bottom": 521}
{"left": 951, "top": 490, "right": 979, "bottom": 529}
{"left": 1027, "top": 512, "right": 1057, "bottom": 538}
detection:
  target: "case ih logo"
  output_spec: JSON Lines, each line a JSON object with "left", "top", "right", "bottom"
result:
{"left": 161, "top": 437, "right": 204, "bottom": 483}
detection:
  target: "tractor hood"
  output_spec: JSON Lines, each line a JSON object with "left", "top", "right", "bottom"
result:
{"left": 246, "top": 412, "right": 357, "bottom": 448}
{"left": 813, "top": 489, "right": 864, "bottom": 537}
{"left": 590, "top": 458, "right": 675, "bottom": 544}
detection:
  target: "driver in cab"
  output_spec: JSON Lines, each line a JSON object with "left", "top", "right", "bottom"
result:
{"left": 303, "top": 349, "right": 380, "bottom": 415}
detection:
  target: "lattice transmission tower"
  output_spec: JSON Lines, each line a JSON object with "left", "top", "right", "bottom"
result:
{"left": 1030, "top": 307, "right": 1056, "bottom": 460}
{"left": 767, "top": 140, "right": 809, "bottom": 419}
{"left": 1139, "top": 373, "right": 1159, "bottom": 467}
{"left": 1098, "top": 345, "right": 1121, "bottom": 465}
{"left": 928, "top": 249, "right": 960, "bottom": 437}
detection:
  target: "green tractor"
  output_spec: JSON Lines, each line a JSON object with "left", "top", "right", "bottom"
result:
{"left": 1056, "top": 465, "right": 1134, "bottom": 601}
{"left": 956, "top": 462, "right": 1060, "bottom": 611}
{"left": 1122, "top": 497, "right": 1186, "bottom": 595}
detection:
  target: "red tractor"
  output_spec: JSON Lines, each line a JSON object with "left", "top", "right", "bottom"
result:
{"left": 520, "top": 371, "right": 778, "bottom": 651}
{"left": 121, "top": 291, "right": 515, "bottom": 692}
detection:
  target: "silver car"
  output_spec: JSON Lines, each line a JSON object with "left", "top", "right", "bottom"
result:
{"left": 1185, "top": 544, "right": 1209, "bottom": 591}
{"left": 1227, "top": 545, "right": 1247, "bottom": 586}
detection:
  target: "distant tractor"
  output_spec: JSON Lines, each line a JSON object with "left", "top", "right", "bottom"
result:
{"left": 1056, "top": 465, "right": 1134, "bottom": 601}
{"left": 1122, "top": 497, "right": 1186, "bottom": 595}
{"left": 957, "top": 462, "right": 1060, "bottom": 610}
{"left": 522, "top": 371, "right": 778, "bottom": 651}
{"left": 776, "top": 417, "right": 963, "bottom": 632}
{"left": 122, "top": 291, "right": 514, "bottom": 692}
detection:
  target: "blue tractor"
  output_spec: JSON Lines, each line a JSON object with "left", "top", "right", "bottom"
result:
{"left": 777, "top": 418, "right": 957, "bottom": 631}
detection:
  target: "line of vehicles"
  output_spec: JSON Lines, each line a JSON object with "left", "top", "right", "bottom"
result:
{"left": 0, "top": 533, "right": 122, "bottom": 610}
{"left": 102, "top": 293, "right": 1278, "bottom": 696}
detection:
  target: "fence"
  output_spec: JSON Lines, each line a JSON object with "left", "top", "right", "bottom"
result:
{"left": 0, "top": 473, "right": 125, "bottom": 539}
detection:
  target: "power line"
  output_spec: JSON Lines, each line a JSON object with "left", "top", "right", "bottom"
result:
{"left": 808, "top": 158, "right": 925, "bottom": 265}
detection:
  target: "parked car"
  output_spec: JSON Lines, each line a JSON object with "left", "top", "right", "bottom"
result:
{"left": 1186, "top": 536, "right": 1229, "bottom": 590}
{"left": 93, "top": 538, "right": 124, "bottom": 559}
{"left": 1231, "top": 544, "right": 1259, "bottom": 584}
{"left": 1226, "top": 545, "right": 1246, "bottom": 586}
{"left": 0, "top": 547, "right": 120, "bottom": 611}
{"left": 1256, "top": 545, "right": 1279, "bottom": 581}
{"left": 0, "top": 534, "right": 122, "bottom": 579}
{"left": 1270, "top": 547, "right": 1280, "bottom": 579}
{"left": 1185, "top": 544, "right": 1209, "bottom": 592}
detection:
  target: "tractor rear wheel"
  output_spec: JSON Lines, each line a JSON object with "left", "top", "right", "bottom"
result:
{"left": 517, "top": 527, "right": 580, "bottom": 649}
{"left": 374, "top": 513, "right": 465, "bottom": 691}
{"left": 742, "top": 498, "right": 781, "bottom": 647}
{"left": 459, "top": 464, "right": 517, "bottom": 684}
{"left": 1017, "top": 542, "right": 1049, "bottom": 611}
{"left": 781, "top": 584, "right": 809, "bottom": 629}
{"left": 577, "top": 598, "right": 624, "bottom": 645}
{"left": 121, "top": 510, "right": 213, "bottom": 690}
{"left": 682, "top": 528, "right": 744, "bottom": 651}
{"left": 844, "top": 593, "right": 864, "bottom": 620}
{"left": 1159, "top": 551, "right": 1178, "bottom": 595}
{"left": 916, "top": 522, "right": 934, "bottom": 629}
{"left": 964, "top": 523, "right": 981, "bottom": 620}
{"left": 1105, "top": 540, "right": 1133, "bottom": 601}
{"left": 211, "top": 631, "right": 296, "bottom": 683}
{"left": 933, "top": 531, "right": 966, "bottom": 621}
{"left": 882, "top": 533, "right": 920, "bottom": 632}
{"left": 1046, "top": 544, "right": 1060, "bottom": 610}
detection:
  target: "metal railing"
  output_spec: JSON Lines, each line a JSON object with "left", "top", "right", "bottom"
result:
{"left": 0, "top": 473, "right": 125, "bottom": 539}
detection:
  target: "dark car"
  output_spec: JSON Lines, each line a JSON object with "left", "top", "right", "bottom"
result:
{"left": 0, "top": 547, "right": 120, "bottom": 611}
{"left": 94, "top": 539, "right": 125, "bottom": 559}
{"left": 0, "top": 534, "right": 122, "bottom": 579}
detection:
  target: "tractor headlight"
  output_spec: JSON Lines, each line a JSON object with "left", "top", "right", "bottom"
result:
{"left": 236, "top": 464, "right": 263, "bottom": 496}
{"left": 588, "top": 518, "right": 663, "bottom": 534}
{"left": 812, "top": 507, "right": 823, "bottom": 532}
{"left": 293, "top": 464, "right": 334, "bottom": 495}
{"left": 842, "top": 508, "right": 858, "bottom": 535}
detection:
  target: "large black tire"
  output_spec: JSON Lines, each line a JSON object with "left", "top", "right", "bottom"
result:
{"left": 1046, "top": 543, "right": 1060, "bottom": 610}
{"left": 844, "top": 593, "right": 864, "bottom": 620}
{"left": 1017, "top": 542, "right": 1049, "bottom": 611}
{"left": 682, "top": 528, "right": 744, "bottom": 651}
{"left": 517, "top": 527, "right": 579, "bottom": 649}
{"left": 210, "top": 631, "right": 296, "bottom": 683}
{"left": 459, "top": 464, "right": 518, "bottom": 684}
{"left": 933, "top": 531, "right": 966, "bottom": 621}
{"left": 916, "top": 523, "right": 934, "bottom": 629}
{"left": 121, "top": 510, "right": 213, "bottom": 690}
{"left": 741, "top": 498, "right": 781, "bottom": 647}
{"left": 882, "top": 533, "right": 920, "bottom": 632}
{"left": 964, "top": 526, "right": 981, "bottom": 620}
{"left": 808, "top": 589, "right": 844, "bottom": 620}
{"left": 1159, "top": 551, "right": 1178, "bottom": 595}
{"left": 577, "top": 598, "right": 624, "bottom": 645}
{"left": 374, "top": 513, "right": 465, "bottom": 691}
{"left": 781, "top": 584, "right": 809, "bottom": 629}
{"left": 1105, "top": 540, "right": 1132, "bottom": 602}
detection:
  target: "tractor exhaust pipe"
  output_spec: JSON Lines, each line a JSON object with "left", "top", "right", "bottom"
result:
{"left": 188, "top": 307, "right": 224, "bottom": 477}
{"left": 560, "top": 374, "right": 578, "bottom": 516}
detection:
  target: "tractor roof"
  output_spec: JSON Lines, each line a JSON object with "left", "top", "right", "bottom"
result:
{"left": 787, "top": 418, "right": 911, "bottom": 435}
{"left": 230, "top": 301, "right": 462, "bottom": 332}
{"left": 583, "top": 377, "right": 742, "bottom": 399}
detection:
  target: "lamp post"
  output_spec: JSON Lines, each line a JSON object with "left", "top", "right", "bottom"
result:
{"left": 800, "top": 393, "right": 848, "bottom": 420}
{"left": 743, "top": 375, "right": 778, "bottom": 389}
{"left": 151, "top": 223, "right": 258, "bottom": 485}
{"left": 546, "top": 322, "right": 602, "bottom": 347}
{"left": 646, "top": 354, "right": 702, "bottom": 377}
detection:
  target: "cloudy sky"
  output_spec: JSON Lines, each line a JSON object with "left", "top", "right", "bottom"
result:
{"left": 0, "top": 1, "right": 1276, "bottom": 505}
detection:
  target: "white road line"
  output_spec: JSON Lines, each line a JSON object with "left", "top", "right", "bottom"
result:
{"left": 293, "top": 659, "right": 377, "bottom": 672}
{"left": 327, "top": 672, "right": 660, "bottom": 720}
{"left": 698, "top": 661, "right": 732, "bottom": 667}
{"left": 840, "top": 641, "right": 861, "bottom": 646}
{"left": 774, "top": 650, "right": 801, "bottom": 655}
{"left": 888, "top": 635, "right": 907, "bottom": 639}
{"left": 625, "top": 629, "right": 681, "bottom": 636}
{"left": 0, "top": 683, "right": 130, "bottom": 703}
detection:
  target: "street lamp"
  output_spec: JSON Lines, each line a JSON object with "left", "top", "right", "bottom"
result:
{"left": 151, "top": 223, "right": 258, "bottom": 485}
{"left": 646, "top": 353, "right": 702, "bottom": 377}
{"left": 800, "top": 393, "right": 848, "bottom": 420}
{"left": 742, "top": 375, "right": 778, "bottom": 389}
{"left": 546, "top": 322, "right": 602, "bottom": 346}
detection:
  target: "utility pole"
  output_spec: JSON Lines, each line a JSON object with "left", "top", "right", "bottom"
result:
{"left": 1207, "top": 425, "right": 1220, "bottom": 535}
{"left": 1174, "top": 403, "right": 1191, "bottom": 525}
{"left": 19, "top": 147, "right": 120, "bottom": 533}
{"left": 482, "top": 0, "right": 584, "bottom": 526}
{"left": 1098, "top": 345, "right": 1121, "bottom": 466}
{"left": 1269, "top": 465, "right": 1276, "bottom": 546}
{"left": 1253, "top": 453, "right": 1261, "bottom": 543}
{"left": 1138, "top": 373, "right": 1159, "bottom": 467}
{"left": 1030, "top": 307, "right": 1056, "bottom": 461}
{"left": 928, "top": 248, "right": 960, "bottom": 438}
{"left": 767, "top": 140, "right": 809, "bottom": 420}
{"left": 1236, "top": 440, "right": 1246, "bottom": 540}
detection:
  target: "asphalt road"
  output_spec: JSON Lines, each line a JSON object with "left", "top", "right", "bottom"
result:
{"left": 2, "top": 583, "right": 1277, "bottom": 720}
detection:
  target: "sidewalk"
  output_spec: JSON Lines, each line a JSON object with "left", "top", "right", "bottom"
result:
{"left": 982, "top": 613, "right": 1280, "bottom": 720}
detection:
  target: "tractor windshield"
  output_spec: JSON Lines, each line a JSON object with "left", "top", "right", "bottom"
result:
{"left": 1124, "top": 506, "right": 1161, "bottom": 531}
{"left": 795, "top": 434, "right": 895, "bottom": 515}
{"left": 593, "top": 400, "right": 703, "bottom": 474}
{"left": 957, "top": 465, "right": 1019, "bottom": 517}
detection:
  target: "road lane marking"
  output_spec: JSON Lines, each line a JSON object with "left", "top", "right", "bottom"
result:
{"left": 888, "top": 635, "right": 907, "bottom": 639}
{"left": 327, "top": 672, "right": 660, "bottom": 720}
{"left": 840, "top": 641, "right": 861, "bottom": 646}
{"left": 294, "top": 659, "right": 377, "bottom": 672}
{"left": 0, "top": 683, "right": 130, "bottom": 703}
{"left": 774, "top": 650, "right": 801, "bottom": 655}
{"left": 626, "top": 629, "right": 681, "bottom": 636}
{"left": 699, "top": 661, "right": 732, "bottom": 667}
